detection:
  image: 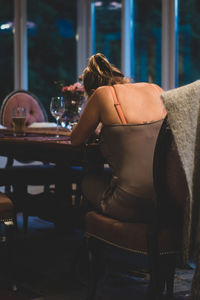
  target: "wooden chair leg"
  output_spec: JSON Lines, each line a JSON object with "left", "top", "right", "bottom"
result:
{"left": 148, "top": 275, "right": 165, "bottom": 300}
{"left": 0, "top": 220, "right": 17, "bottom": 292}
{"left": 86, "top": 238, "right": 106, "bottom": 300}
{"left": 147, "top": 234, "right": 163, "bottom": 299}
{"left": 12, "top": 185, "right": 29, "bottom": 233}
{"left": 86, "top": 240, "right": 99, "bottom": 300}
{"left": 6, "top": 220, "right": 17, "bottom": 291}
{"left": 150, "top": 254, "right": 176, "bottom": 299}
{"left": 165, "top": 255, "right": 176, "bottom": 298}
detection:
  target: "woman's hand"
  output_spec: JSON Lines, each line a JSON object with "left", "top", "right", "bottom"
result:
{"left": 70, "top": 92, "right": 101, "bottom": 146}
{"left": 86, "top": 122, "right": 102, "bottom": 144}
{"left": 94, "top": 122, "right": 102, "bottom": 136}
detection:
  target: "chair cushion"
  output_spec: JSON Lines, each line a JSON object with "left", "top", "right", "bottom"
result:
{"left": 85, "top": 211, "right": 181, "bottom": 255}
{"left": 0, "top": 192, "right": 14, "bottom": 220}
{"left": 2, "top": 92, "right": 45, "bottom": 128}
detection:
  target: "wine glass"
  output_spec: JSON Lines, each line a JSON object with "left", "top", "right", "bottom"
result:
{"left": 60, "top": 113, "right": 78, "bottom": 131}
{"left": 50, "top": 96, "right": 65, "bottom": 137}
{"left": 59, "top": 96, "right": 86, "bottom": 131}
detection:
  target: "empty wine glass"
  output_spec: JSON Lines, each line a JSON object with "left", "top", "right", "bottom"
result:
{"left": 59, "top": 112, "right": 78, "bottom": 131}
{"left": 50, "top": 96, "right": 65, "bottom": 137}
{"left": 60, "top": 97, "right": 85, "bottom": 131}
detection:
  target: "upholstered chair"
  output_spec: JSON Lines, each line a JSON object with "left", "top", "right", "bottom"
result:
{"left": 0, "top": 89, "right": 57, "bottom": 232}
{"left": 0, "top": 90, "right": 47, "bottom": 128}
{"left": 0, "top": 191, "right": 16, "bottom": 291}
{"left": 83, "top": 116, "right": 188, "bottom": 300}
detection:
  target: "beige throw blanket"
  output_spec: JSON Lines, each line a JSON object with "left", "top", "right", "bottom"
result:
{"left": 161, "top": 80, "right": 200, "bottom": 299}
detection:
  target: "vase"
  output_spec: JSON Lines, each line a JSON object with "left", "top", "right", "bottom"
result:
{"left": 60, "top": 95, "right": 85, "bottom": 130}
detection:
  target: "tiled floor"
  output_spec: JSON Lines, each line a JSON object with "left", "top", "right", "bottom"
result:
{"left": 0, "top": 213, "right": 194, "bottom": 300}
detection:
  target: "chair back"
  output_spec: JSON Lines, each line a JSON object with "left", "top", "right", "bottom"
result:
{"left": 0, "top": 89, "right": 48, "bottom": 128}
{"left": 153, "top": 116, "right": 189, "bottom": 227}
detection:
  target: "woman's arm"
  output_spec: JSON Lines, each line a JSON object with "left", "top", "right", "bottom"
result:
{"left": 70, "top": 92, "right": 101, "bottom": 146}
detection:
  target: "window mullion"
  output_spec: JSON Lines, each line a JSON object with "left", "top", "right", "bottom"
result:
{"left": 14, "top": 0, "right": 27, "bottom": 90}
{"left": 162, "top": 0, "right": 178, "bottom": 90}
{"left": 121, "top": 0, "right": 134, "bottom": 79}
{"left": 76, "top": 0, "right": 92, "bottom": 78}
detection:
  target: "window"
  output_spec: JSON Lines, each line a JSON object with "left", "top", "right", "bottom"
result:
{"left": 133, "top": 0, "right": 161, "bottom": 85}
{"left": 178, "top": 0, "right": 200, "bottom": 85}
{"left": 0, "top": 0, "right": 14, "bottom": 102}
{"left": 1, "top": 0, "right": 200, "bottom": 110}
{"left": 92, "top": 0, "right": 122, "bottom": 70}
{"left": 28, "top": 0, "right": 77, "bottom": 120}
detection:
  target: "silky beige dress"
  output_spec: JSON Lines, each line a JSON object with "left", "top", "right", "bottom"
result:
{"left": 82, "top": 84, "right": 165, "bottom": 222}
{"left": 82, "top": 119, "right": 164, "bottom": 223}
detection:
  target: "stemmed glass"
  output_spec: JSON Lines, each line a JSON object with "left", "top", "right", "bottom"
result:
{"left": 59, "top": 98, "right": 85, "bottom": 131}
{"left": 50, "top": 96, "right": 65, "bottom": 137}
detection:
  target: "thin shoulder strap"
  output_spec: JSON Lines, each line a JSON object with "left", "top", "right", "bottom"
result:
{"left": 110, "top": 86, "right": 127, "bottom": 124}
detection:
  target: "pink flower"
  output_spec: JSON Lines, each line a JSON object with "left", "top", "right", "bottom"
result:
{"left": 62, "top": 82, "right": 84, "bottom": 95}
{"left": 73, "top": 82, "right": 85, "bottom": 92}
{"left": 62, "top": 86, "right": 69, "bottom": 93}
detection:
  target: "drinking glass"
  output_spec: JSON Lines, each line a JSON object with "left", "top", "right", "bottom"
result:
{"left": 60, "top": 115, "right": 68, "bottom": 129}
{"left": 12, "top": 107, "right": 26, "bottom": 136}
{"left": 50, "top": 96, "right": 65, "bottom": 137}
{"left": 59, "top": 113, "right": 78, "bottom": 131}
{"left": 60, "top": 96, "right": 85, "bottom": 131}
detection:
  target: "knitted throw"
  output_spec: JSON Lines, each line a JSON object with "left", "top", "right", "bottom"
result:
{"left": 161, "top": 80, "right": 200, "bottom": 299}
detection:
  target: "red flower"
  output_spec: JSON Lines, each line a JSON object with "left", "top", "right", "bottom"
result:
{"left": 62, "top": 82, "right": 84, "bottom": 95}
{"left": 61, "top": 86, "right": 69, "bottom": 93}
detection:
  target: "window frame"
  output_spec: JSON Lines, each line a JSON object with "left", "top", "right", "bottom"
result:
{"left": 13, "top": 0, "right": 178, "bottom": 91}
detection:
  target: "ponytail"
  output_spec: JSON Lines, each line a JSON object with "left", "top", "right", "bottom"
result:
{"left": 82, "top": 53, "right": 130, "bottom": 97}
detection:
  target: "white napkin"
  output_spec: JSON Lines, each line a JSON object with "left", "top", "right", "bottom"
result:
{"left": 0, "top": 124, "right": 7, "bottom": 129}
{"left": 28, "top": 122, "right": 57, "bottom": 128}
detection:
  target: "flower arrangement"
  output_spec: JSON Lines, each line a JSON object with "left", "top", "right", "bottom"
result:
{"left": 54, "top": 80, "right": 85, "bottom": 120}
{"left": 61, "top": 81, "right": 85, "bottom": 97}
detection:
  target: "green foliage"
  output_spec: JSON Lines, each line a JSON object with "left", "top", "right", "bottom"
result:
{"left": 0, "top": 0, "right": 14, "bottom": 103}
{"left": 28, "top": 0, "right": 77, "bottom": 120}
{"left": 95, "top": 3, "right": 121, "bottom": 68}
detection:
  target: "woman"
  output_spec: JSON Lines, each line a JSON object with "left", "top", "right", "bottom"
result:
{"left": 71, "top": 53, "right": 166, "bottom": 223}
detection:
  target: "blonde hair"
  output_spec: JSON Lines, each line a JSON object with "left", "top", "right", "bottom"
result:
{"left": 82, "top": 53, "right": 131, "bottom": 97}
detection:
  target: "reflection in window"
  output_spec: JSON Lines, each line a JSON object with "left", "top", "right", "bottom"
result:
{"left": 92, "top": 0, "right": 122, "bottom": 70}
{"left": 178, "top": 0, "right": 200, "bottom": 86}
{"left": 0, "top": 0, "right": 14, "bottom": 102}
{"left": 134, "top": 0, "right": 161, "bottom": 85}
{"left": 28, "top": 0, "right": 77, "bottom": 120}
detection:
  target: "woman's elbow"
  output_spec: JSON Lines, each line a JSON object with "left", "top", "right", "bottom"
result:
{"left": 70, "top": 133, "right": 83, "bottom": 146}
{"left": 71, "top": 139, "right": 81, "bottom": 147}
{"left": 70, "top": 135, "right": 79, "bottom": 146}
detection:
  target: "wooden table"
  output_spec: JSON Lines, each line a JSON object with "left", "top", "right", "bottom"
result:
{"left": 0, "top": 127, "right": 103, "bottom": 167}
{"left": 0, "top": 127, "right": 104, "bottom": 231}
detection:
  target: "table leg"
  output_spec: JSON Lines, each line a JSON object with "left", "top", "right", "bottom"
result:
{"left": 54, "top": 165, "right": 75, "bottom": 233}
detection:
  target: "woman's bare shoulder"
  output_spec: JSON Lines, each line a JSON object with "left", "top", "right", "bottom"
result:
{"left": 90, "top": 86, "right": 112, "bottom": 101}
{"left": 94, "top": 85, "right": 111, "bottom": 94}
{"left": 94, "top": 83, "right": 148, "bottom": 94}
{"left": 114, "top": 82, "right": 151, "bottom": 89}
{"left": 86, "top": 86, "right": 112, "bottom": 108}
{"left": 120, "top": 82, "right": 163, "bottom": 93}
